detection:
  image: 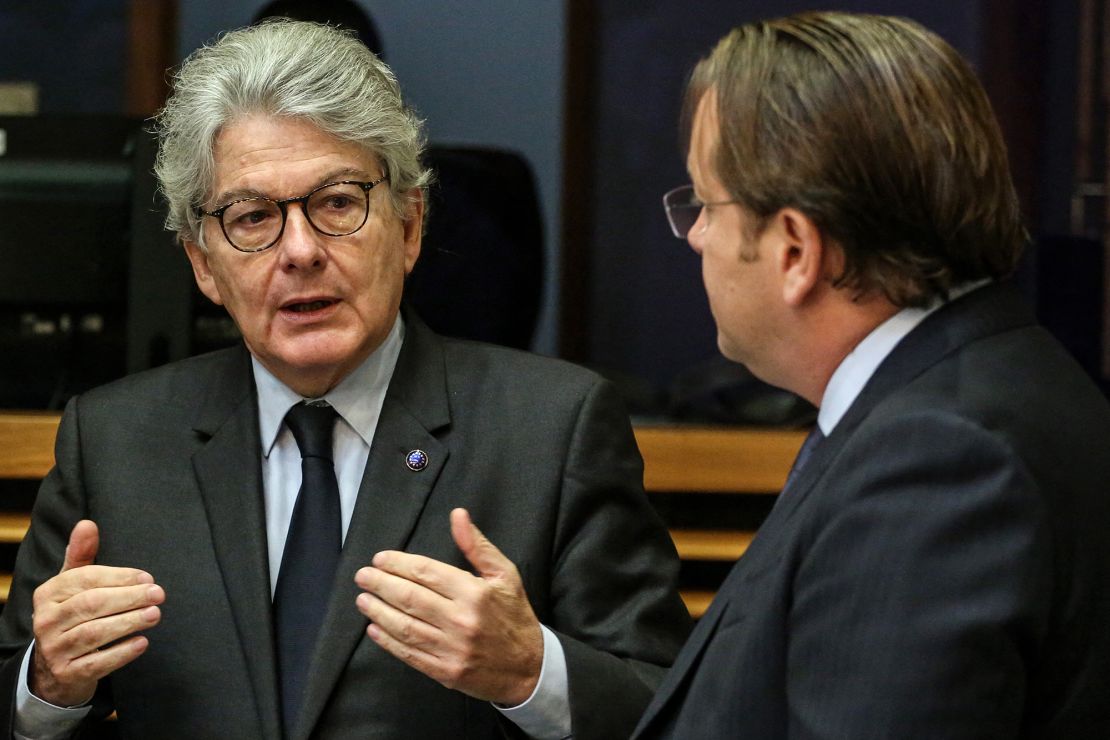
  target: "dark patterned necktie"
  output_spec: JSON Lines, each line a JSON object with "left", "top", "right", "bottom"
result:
{"left": 273, "top": 401, "right": 342, "bottom": 732}
{"left": 784, "top": 425, "right": 825, "bottom": 491}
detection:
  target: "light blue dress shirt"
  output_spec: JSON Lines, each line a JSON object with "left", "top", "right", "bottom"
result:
{"left": 817, "top": 281, "right": 990, "bottom": 435}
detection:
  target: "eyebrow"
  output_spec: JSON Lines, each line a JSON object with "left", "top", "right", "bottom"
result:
{"left": 210, "top": 166, "right": 378, "bottom": 207}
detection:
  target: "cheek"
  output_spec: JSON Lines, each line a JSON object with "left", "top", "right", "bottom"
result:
{"left": 701, "top": 251, "right": 746, "bottom": 313}
{"left": 359, "top": 230, "right": 409, "bottom": 281}
{"left": 700, "top": 245, "right": 726, "bottom": 290}
{"left": 210, "top": 263, "right": 269, "bottom": 317}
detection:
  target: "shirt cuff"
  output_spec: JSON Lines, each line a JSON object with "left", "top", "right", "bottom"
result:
{"left": 493, "top": 625, "right": 571, "bottom": 739}
{"left": 14, "top": 642, "right": 92, "bottom": 740}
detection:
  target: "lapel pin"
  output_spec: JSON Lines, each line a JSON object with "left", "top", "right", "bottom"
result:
{"left": 405, "top": 449, "right": 429, "bottom": 472}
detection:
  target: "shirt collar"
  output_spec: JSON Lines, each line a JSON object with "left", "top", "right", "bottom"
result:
{"left": 253, "top": 314, "right": 405, "bottom": 457}
{"left": 817, "top": 279, "right": 991, "bottom": 435}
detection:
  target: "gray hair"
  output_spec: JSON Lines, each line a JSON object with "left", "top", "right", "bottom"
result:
{"left": 154, "top": 19, "right": 430, "bottom": 246}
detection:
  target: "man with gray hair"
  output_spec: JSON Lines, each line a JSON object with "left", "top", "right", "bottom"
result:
{"left": 634, "top": 11, "right": 1110, "bottom": 738}
{"left": 0, "top": 20, "right": 690, "bottom": 739}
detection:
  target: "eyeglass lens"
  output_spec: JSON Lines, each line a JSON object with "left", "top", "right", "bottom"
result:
{"left": 663, "top": 185, "right": 701, "bottom": 239}
{"left": 221, "top": 182, "right": 369, "bottom": 251}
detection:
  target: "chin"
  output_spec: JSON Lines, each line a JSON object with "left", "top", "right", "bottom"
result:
{"left": 262, "top": 339, "right": 344, "bottom": 371}
{"left": 716, "top": 333, "right": 744, "bottom": 363}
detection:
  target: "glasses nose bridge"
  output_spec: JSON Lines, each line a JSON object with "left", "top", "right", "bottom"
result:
{"left": 276, "top": 193, "right": 321, "bottom": 235}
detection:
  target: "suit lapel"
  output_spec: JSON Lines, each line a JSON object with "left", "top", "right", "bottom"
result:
{"left": 633, "top": 589, "right": 731, "bottom": 737}
{"left": 762, "top": 281, "right": 1036, "bottom": 527}
{"left": 191, "top": 347, "right": 283, "bottom": 740}
{"left": 295, "top": 314, "right": 453, "bottom": 739}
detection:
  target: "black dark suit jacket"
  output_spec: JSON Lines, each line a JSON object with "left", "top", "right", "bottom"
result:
{"left": 634, "top": 282, "right": 1110, "bottom": 739}
{"left": 0, "top": 316, "right": 691, "bottom": 739}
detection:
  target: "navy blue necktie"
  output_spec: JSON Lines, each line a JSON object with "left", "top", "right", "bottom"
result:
{"left": 784, "top": 425, "right": 825, "bottom": 491}
{"left": 273, "top": 401, "right": 342, "bottom": 733}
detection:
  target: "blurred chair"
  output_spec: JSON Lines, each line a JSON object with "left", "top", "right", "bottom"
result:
{"left": 406, "top": 146, "right": 543, "bottom": 349}
{"left": 252, "top": 3, "right": 545, "bottom": 349}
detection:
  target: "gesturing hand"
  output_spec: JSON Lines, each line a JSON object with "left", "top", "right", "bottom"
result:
{"left": 30, "top": 520, "right": 165, "bottom": 707}
{"left": 354, "top": 508, "right": 543, "bottom": 706}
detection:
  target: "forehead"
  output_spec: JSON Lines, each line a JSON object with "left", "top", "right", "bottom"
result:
{"left": 210, "top": 115, "right": 378, "bottom": 198}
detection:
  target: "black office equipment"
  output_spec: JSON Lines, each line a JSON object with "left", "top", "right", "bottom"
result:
{"left": 0, "top": 115, "right": 190, "bottom": 408}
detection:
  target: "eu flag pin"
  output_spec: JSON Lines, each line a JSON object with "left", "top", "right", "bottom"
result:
{"left": 405, "top": 449, "right": 429, "bottom": 472}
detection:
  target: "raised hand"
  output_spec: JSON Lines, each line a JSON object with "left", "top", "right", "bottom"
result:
{"left": 354, "top": 508, "right": 543, "bottom": 705}
{"left": 30, "top": 520, "right": 165, "bottom": 707}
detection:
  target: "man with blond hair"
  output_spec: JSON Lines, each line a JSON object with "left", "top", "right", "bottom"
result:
{"left": 636, "top": 11, "right": 1110, "bottom": 738}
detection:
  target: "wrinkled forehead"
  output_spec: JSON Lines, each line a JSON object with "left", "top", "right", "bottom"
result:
{"left": 208, "top": 114, "right": 379, "bottom": 201}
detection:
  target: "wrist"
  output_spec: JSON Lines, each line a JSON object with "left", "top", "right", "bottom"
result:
{"left": 498, "top": 625, "right": 544, "bottom": 707}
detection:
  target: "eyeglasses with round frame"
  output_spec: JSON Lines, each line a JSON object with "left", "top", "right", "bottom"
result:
{"left": 662, "top": 184, "right": 741, "bottom": 239}
{"left": 197, "top": 176, "right": 389, "bottom": 253}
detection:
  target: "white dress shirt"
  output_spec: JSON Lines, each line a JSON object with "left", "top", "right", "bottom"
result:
{"left": 16, "top": 314, "right": 570, "bottom": 739}
{"left": 817, "top": 281, "right": 990, "bottom": 435}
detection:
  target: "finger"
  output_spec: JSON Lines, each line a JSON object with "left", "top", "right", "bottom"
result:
{"left": 30, "top": 632, "right": 151, "bottom": 708}
{"left": 365, "top": 619, "right": 450, "bottom": 685}
{"left": 61, "top": 520, "right": 99, "bottom": 573}
{"left": 53, "top": 603, "right": 162, "bottom": 657}
{"left": 38, "top": 566, "right": 156, "bottom": 605}
{"left": 355, "top": 566, "right": 453, "bottom": 624}
{"left": 71, "top": 633, "right": 151, "bottom": 678}
{"left": 38, "top": 581, "right": 164, "bottom": 639}
{"left": 64, "top": 582, "right": 164, "bottom": 628}
{"left": 367, "top": 550, "right": 471, "bottom": 599}
{"left": 34, "top": 603, "right": 160, "bottom": 705}
{"left": 450, "top": 508, "right": 511, "bottom": 579}
{"left": 356, "top": 592, "right": 443, "bottom": 654}
{"left": 59, "top": 632, "right": 152, "bottom": 688}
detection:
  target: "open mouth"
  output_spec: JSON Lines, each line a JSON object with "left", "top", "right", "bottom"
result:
{"left": 284, "top": 299, "right": 336, "bottom": 313}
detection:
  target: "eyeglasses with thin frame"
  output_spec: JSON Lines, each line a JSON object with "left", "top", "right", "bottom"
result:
{"left": 662, "top": 184, "right": 741, "bottom": 239}
{"left": 197, "top": 176, "right": 389, "bottom": 253}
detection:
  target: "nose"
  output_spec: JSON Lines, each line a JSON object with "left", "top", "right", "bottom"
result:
{"left": 686, "top": 209, "right": 707, "bottom": 255}
{"left": 276, "top": 203, "right": 328, "bottom": 271}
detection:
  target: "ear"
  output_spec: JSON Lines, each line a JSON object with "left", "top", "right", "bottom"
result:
{"left": 401, "top": 189, "right": 424, "bottom": 275}
{"left": 772, "top": 208, "right": 826, "bottom": 307}
{"left": 182, "top": 240, "right": 225, "bottom": 306}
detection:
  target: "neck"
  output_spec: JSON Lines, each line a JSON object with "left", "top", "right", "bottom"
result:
{"left": 784, "top": 292, "right": 900, "bottom": 407}
{"left": 265, "top": 361, "right": 355, "bottom": 399}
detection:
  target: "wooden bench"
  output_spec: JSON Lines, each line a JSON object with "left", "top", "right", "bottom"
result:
{"left": 0, "top": 412, "right": 60, "bottom": 601}
{"left": 0, "top": 412, "right": 805, "bottom": 617}
{"left": 634, "top": 425, "right": 805, "bottom": 617}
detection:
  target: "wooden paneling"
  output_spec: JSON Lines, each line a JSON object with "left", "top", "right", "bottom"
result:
{"left": 0, "top": 513, "right": 30, "bottom": 544}
{"left": 125, "top": 0, "right": 177, "bottom": 117}
{"left": 670, "top": 528, "right": 753, "bottom": 561}
{"left": 0, "top": 415, "right": 800, "bottom": 618}
{"left": 0, "top": 412, "right": 59, "bottom": 480}
{"left": 637, "top": 425, "right": 806, "bottom": 617}
{"left": 635, "top": 425, "right": 804, "bottom": 493}
{"left": 679, "top": 590, "right": 714, "bottom": 619}
{"left": 0, "top": 413, "right": 58, "bottom": 604}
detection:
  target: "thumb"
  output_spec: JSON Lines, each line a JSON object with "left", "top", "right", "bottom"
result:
{"left": 60, "top": 519, "right": 99, "bottom": 573}
{"left": 450, "top": 508, "right": 511, "bottom": 580}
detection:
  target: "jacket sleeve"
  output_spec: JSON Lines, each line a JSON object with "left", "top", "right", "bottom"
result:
{"left": 785, "top": 409, "right": 1051, "bottom": 739}
{"left": 0, "top": 397, "right": 115, "bottom": 737}
{"left": 545, "top": 379, "right": 693, "bottom": 740}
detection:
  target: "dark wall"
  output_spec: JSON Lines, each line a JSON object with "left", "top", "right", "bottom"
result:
{"left": 1038, "top": 1, "right": 1080, "bottom": 238}
{"left": 0, "top": 0, "right": 126, "bottom": 114}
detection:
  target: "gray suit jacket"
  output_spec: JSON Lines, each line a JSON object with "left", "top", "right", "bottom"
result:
{"left": 633, "top": 282, "right": 1110, "bottom": 739}
{"left": 0, "top": 316, "right": 691, "bottom": 739}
